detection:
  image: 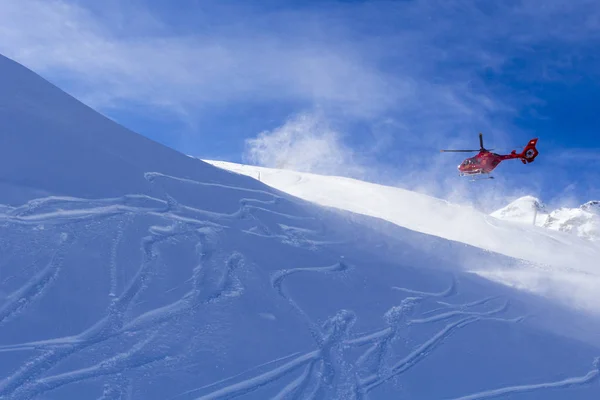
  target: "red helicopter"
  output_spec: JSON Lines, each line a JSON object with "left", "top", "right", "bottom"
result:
{"left": 441, "top": 133, "right": 539, "bottom": 178}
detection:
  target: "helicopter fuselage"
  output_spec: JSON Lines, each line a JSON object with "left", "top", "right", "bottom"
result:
{"left": 457, "top": 151, "right": 508, "bottom": 175}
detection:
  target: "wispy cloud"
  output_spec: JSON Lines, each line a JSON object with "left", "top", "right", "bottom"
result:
{"left": 0, "top": 0, "right": 529, "bottom": 125}
{"left": 0, "top": 0, "right": 401, "bottom": 120}
{"left": 552, "top": 148, "right": 600, "bottom": 165}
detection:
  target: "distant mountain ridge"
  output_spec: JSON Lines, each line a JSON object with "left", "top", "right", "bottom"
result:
{"left": 491, "top": 196, "right": 600, "bottom": 242}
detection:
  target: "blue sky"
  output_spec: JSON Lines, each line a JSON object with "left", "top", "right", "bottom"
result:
{"left": 1, "top": 0, "right": 599, "bottom": 211}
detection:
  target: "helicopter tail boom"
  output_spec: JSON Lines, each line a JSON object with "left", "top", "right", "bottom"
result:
{"left": 498, "top": 138, "right": 539, "bottom": 163}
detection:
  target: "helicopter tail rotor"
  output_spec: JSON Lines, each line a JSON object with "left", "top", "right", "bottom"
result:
{"left": 520, "top": 138, "right": 539, "bottom": 163}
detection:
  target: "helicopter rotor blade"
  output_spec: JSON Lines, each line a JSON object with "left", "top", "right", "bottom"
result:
{"left": 440, "top": 149, "right": 480, "bottom": 152}
{"left": 441, "top": 133, "right": 494, "bottom": 153}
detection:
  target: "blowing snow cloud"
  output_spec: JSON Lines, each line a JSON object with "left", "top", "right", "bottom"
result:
{"left": 243, "top": 112, "right": 365, "bottom": 177}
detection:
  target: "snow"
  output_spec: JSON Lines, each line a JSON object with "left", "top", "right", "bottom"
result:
{"left": 492, "top": 196, "right": 600, "bottom": 243}
{"left": 582, "top": 201, "right": 600, "bottom": 215}
{"left": 1, "top": 53, "right": 600, "bottom": 399}
{"left": 205, "top": 161, "right": 600, "bottom": 266}
{"left": 544, "top": 207, "right": 600, "bottom": 242}
{"left": 205, "top": 160, "right": 600, "bottom": 321}
{"left": 490, "top": 195, "right": 549, "bottom": 226}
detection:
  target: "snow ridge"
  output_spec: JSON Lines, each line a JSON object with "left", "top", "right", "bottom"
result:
{"left": 204, "top": 160, "right": 600, "bottom": 270}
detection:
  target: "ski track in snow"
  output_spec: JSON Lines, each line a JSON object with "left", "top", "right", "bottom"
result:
{"left": 97, "top": 373, "right": 133, "bottom": 400}
{"left": 191, "top": 274, "right": 528, "bottom": 399}
{"left": 271, "top": 262, "right": 350, "bottom": 344}
{"left": 0, "top": 219, "right": 202, "bottom": 399}
{"left": 0, "top": 171, "right": 329, "bottom": 399}
{"left": 192, "top": 272, "right": 595, "bottom": 400}
{"left": 109, "top": 214, "right": 131, "bottom": 298}
{"left": 0, "top": 170, "right": 597, "bottom": 399}
{"left": 0, "top": 232, "right": 72, "bottom": 327}
{"left": 447, "top": 357, "right": 600, "bottom": 400}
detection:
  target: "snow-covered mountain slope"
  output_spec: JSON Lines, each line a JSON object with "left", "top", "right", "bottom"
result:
{"left": 492, "top": 196, "right": 600, "bottom": 242}
{"left": 543, "top": 206, "right": 599, "bottom": 242}
{"left": 489, "top": 195, "right": 549, "bottom": 225}
{"left": 2, "top": 53, "right": 600, "bottom": 400}
{"left": 204, "top": 161, "right": 600, "bottom": 272}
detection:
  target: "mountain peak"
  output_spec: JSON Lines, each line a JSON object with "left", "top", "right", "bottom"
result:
{"left": 512, "top": 195, "right": 546, "bottom": 209}
{"left": 581, "top": 200, "right": 600, "bottom": 214}
{"left": 490, "top": 195, "right": 548, "bottom": 224}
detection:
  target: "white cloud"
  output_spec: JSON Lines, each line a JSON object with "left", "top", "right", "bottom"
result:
{"left": 2, "top": 0, "right": 598, "bottom": 121}
{"left": 0, "top": 0, "right": 543, "bottom": 126}
{"left": 0, "top": 0, "right": 400, "bottom": 119}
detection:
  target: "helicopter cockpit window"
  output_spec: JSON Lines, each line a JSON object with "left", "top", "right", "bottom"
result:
{"left": 462, "top": 158, "right": 480, "bottom": 166}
